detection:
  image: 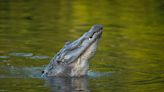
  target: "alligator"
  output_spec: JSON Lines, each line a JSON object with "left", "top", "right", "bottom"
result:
{"left": 41, "top": 24, "right": 103, "bottom": 77}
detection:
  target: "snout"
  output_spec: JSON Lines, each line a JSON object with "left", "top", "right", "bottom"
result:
{"left": 91, "top": 24, "right": 103, "bottom": 32}
{"left": 87, "top": 24, "right": 103, "bottom": 39}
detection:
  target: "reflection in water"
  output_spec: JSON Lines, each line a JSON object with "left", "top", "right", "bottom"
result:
{"left": 45, "top": 77, "right": 89, "bottom": 92}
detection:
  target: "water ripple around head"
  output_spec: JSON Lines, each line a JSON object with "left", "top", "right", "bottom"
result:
{"left": 8, "top": 52, "right": 49, "bottom": 60}
{"left": 0, "top": 66, "right": 112, "bottom": 78}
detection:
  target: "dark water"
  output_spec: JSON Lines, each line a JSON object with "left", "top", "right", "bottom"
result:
{"left": 0, "top": 0, "right": 164, "bottom": 92}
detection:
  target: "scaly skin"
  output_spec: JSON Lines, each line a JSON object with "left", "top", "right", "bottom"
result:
{"left": 42, "top": 24, "right": 103, "bottom": 77}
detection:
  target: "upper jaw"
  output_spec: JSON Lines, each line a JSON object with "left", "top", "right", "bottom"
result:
{"left": 83, "top": 24, "right": 103, "bottom": 42}
{"left": 89, "top": 24, "right": 103, "bottom": 33}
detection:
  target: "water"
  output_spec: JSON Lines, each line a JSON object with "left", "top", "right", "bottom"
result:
{"left": 0, "top": 0, "right": 164, "bottom": 92}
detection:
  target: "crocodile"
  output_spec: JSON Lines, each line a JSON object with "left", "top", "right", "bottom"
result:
{"left": 41, "top": 24, "right": 103, "bottom": 77}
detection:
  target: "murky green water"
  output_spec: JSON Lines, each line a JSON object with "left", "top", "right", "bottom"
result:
{"left": 0, "top": 0, "right": 164, "bottom": 92}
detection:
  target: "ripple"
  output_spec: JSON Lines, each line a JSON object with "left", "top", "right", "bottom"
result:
{"left": 9, "top": 52, "right": 33, "bottom": 57}
{"left": 30, "top": 56, "right": 49, "bottom": 59}
{"left": 0, "top": 66, "right": 43, "bottom": 78}
{"left": 88, "top": 71, "right": 112, "bottom": 77}
{"left": 0, "top": 56, "right": 9, "bottom": 59}
{"left": 0, "top": 66, "right": 111, "bottom": 78}
{"left": 0, "top": 56, "right": 9, "bottom": 62}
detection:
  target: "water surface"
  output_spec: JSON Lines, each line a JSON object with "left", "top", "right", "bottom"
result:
{"left": 0, "top": 0, "right": 164, "bottom": 92}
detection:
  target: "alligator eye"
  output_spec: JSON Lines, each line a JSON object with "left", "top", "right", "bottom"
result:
{"left": 90, "top": 36, "right": 92, "bottom": 38}
{"left": 42, "top": 71, "right": 44, "bottom": 74}
{"left": 56, "top": 60, "right": 61, "bottom": 64}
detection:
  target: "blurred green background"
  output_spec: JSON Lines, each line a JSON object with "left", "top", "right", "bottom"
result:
{"left": 0, "top": 0, "right": 164, "bottom": 92}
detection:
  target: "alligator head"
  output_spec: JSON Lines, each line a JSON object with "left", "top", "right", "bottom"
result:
{"left": 42, "top": 24, "right": 103, "bottom": 77}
